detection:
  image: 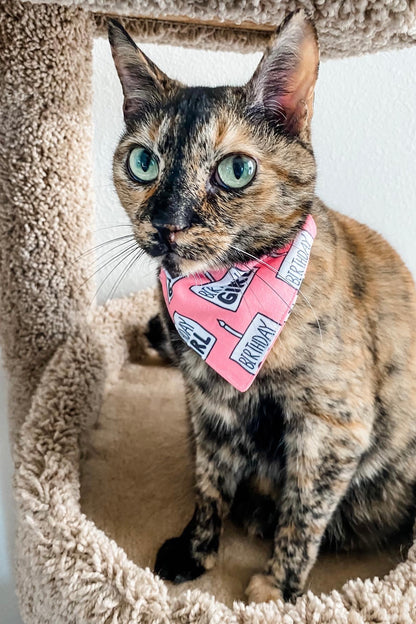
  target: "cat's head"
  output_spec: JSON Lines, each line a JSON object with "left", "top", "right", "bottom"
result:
{"left": 109, "top": 11, "right": 319, "bottom": 277}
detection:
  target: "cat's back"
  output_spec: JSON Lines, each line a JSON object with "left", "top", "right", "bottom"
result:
{"left": 327, "top": 206, "right": 416, "bottom": 396}
{"left": 329, "top": 207, "right": 416, "bottom": 317}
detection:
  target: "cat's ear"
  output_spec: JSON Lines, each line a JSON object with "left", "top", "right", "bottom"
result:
{"left": 247, "top": 10, "right": 319, "bottom": 137}
{"left": 108, "top": 20, "right": 176, "bottom": 122}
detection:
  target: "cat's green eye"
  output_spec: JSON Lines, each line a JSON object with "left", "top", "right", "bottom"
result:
{"left": 127, "top": 147, "right": 159, "bottom": 183}
{"left": 215, "top": 154, "right": 256, "bottom": 190}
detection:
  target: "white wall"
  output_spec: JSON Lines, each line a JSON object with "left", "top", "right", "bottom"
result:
{"left": 1, "top": 39, "right": 416, "bottom": 623}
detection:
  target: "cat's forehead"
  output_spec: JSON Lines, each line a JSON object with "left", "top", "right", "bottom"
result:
{"left": 126, "top": 85, "right": 263, "bottom": 162}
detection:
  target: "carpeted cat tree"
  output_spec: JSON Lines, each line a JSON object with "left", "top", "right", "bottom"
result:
{"left": 1, "top": 1, "right": 416, "bottom": 622}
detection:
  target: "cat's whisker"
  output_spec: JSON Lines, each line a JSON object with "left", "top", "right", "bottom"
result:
{"left": 85, "top": 241, "right": 139, "bottom": 284}
{"left": 89, "top": 244, "right": 141, "bottom": 307}
{"left": 296, "top": 288, "right": 323, "bottom": 343}
{"left": 242, "top": 285, "right": 255, "bottom": 319}
{"left": 94, "top": 224, "right": 134, "bottom": 233}
{"left": 76, "top": 234, "right": 135, "bottom": 262}
{"left": 87, "top": 238, "right": 137, "bottom": 268}
{"left": 235, "top": 261, "right": 266, "bottom": 320}
{"left": 80, "top": 241, "right": 139, "bottom": 294}
{"left": 105, "top": 248, "right": 145, "bottom": 303}
{"left": 229, "top": 243, "right": 319, "bottom": 293}
{"left": 120, "top": 262, "right": 157, "bottom": 288}
{"left": 231, "top": 253, "right": 291, "bottom": 309}
{"left": 229, "top": 244, "right": 282, "bottom": 275}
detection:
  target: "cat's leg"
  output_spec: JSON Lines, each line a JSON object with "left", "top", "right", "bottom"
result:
{"left": 145, "top": 314, "right": 176, "bottom": 363}
{"left": 230, "top": 476, "right": 279, "bottom": 539}
{"left": 246, "top": 418, "right": 367, "bottom": 603}
{"left": 155, "top": 444, "right": 243, "bottom": 583}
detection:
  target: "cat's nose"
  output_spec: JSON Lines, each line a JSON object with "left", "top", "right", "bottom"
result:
{"left": 154, "top": 223, "right": 187, "bottom": 247}
{"left": 152, "top": 211, "right": 190, "bottom": 231}
{"left": 150, "top": 197, "right": 200, "bottom": 234}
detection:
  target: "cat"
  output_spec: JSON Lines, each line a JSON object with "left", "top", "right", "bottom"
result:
{"left": 108, "top": 11, "right": 416, "bottom": 603}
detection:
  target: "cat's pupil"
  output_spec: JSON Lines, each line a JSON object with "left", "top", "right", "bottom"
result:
{"left": 233, "top": 157, "right": 244, "bottom": 180}
{"left": 140, "top": 150, "right": 151, "bottom": 172}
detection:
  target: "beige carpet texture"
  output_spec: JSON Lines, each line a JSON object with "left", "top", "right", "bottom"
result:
{"left": 19, "top": 0, "right": 416, "bottom": 54}
{"left": 1, "top": 1, "right": 416, "bottom": 622}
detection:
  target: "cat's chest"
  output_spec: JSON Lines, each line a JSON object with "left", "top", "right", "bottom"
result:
{"left": 177, "top": 329, "right": 306, "bottom": 398}
{"left": 164, "top": 304, "right": 308, "bottom": 463}
{"left": 181, "top": 348, "right": 297, "bottom": 463}
{"left": 242, "top": 392, "right": 287, "bottom": 464}
{"left": 196, "top": 384, "right": 289, "bottom": 468}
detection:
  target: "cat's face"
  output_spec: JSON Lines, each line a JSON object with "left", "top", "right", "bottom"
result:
{"left": 110, "top": 11, "right": 319, "bottom": 277}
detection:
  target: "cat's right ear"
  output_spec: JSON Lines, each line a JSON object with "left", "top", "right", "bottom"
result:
{"left": 246, "top": 10, "right": 319, "bottom": 139}
{"left": 108, "top": 20, "right": 176, "bottom": 123}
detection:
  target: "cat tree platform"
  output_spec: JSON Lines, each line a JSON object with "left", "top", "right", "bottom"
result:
{"left": 2, "top": 1, "right": 416, "bottom": 622}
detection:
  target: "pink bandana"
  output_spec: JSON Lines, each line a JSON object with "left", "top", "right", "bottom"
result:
{"left": 160, "top": 215, "right": 316, "bottom": 392}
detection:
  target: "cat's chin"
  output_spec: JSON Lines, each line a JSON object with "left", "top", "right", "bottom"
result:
{"left": 161, "top": 254, "right": 224, "bottom": 278}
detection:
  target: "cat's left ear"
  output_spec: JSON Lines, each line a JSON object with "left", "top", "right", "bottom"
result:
{"left": 247, "top": 10, "right": 319, "bottom": 138}
{"left": 108, "top": 19, "right": 178, "bottom": 123}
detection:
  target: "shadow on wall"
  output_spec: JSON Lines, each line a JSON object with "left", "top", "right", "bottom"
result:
{"left": 0, "top": 359, "right": 23, "bottom": 624}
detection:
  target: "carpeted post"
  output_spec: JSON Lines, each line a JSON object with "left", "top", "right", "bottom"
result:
{"left": 0, "top": 0, "right": 95, "bottom": 440}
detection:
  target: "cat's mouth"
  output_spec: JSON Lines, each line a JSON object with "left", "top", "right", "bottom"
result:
{"left": 161, "top": 251, "right": 225, "bottom": 279}
{"left": 144, "top": 238, "right": 210, "bottom": 277}
{"left": 145, "top": 231, "right": 281, "bottom": 279}
{"left": 144, "top": 228, "right": 232, "bottom": 277}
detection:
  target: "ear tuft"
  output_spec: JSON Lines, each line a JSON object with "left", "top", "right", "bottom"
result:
{"left": 108, "top": 19, "right": 176, "bottom": 123}
{"left": 247, "top": 10, "right": 319, "bottom": 138}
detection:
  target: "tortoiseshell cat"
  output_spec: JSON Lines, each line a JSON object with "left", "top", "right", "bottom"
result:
{"left": 109, "top": 12, "right": 416, "bottom": 603}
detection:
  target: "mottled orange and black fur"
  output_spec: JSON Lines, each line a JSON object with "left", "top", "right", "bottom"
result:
{"left": 109, "top": 12, "right": 416, "bottom": 603}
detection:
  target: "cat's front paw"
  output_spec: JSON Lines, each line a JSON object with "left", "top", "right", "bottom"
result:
{"left": 245, "top": 574, "right": 284, "bottom": 604}
{"left": 154, "top": 536, "right": 206, "bottom": 584}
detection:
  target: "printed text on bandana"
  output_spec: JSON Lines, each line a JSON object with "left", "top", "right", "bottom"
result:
{"left": 165, "top": 271, "right": 184, "bottom": 302}
{"left": 190, "top": 267, "right": 256, "bottom": 311}
{"left": 277, "top": 229, "right": 313, "bottom": 290}
{"left": 173, "top": 312, "right": 216, "bottom": 360}
{"left": 230, "top": 313, "right": 280, "bottom": 374}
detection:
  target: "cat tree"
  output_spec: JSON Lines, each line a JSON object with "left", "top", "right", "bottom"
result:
{"left": 1, "top": 1, "right": 416, "bottom": 622}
